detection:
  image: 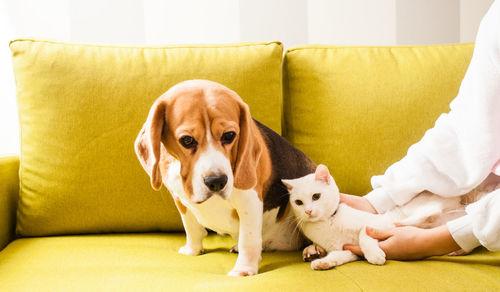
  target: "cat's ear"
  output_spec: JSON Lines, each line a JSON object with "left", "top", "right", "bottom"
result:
{"left": 281, "top": 179, "right": 294, "bottom": 191}
{"left": 315, "top": 164, "right": 331, "bottom": 184}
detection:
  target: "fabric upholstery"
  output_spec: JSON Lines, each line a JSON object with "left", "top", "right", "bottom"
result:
{"left": 4, "top": 41, "right": 499, "bottom": 291}
{"left": 10, "top": 39, "right": 283, "bottom": 237}
{"left": 283, "top": 44, "right": 474, "bottom": 196}
{"left": 0, "top": 234, "right": 499, "bottom": 291}
{"left": 0, "top": 156, "right": 19, "bottom": 251}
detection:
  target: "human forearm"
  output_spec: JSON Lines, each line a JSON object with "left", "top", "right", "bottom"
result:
{"left": 423, "top": 225, "right": 461, "bottom": 258}
{"left": 376, "top": 225, "right": 460, "bottom": 260}
{"left": 344, "top": 225, "right": 461, "bottom": 260}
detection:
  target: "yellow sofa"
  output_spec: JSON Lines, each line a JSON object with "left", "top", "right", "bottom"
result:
{"left": 1, "top": 39, "right": 499, "bottom": 291}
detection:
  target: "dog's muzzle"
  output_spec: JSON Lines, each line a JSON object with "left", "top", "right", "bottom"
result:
{"left": 191, "top": 174, "right": 229, "bottom": 204}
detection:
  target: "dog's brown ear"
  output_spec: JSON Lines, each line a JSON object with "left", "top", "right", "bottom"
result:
{"left": 233, "top": 102, "right": 262, "bottom": 190}
{"left": 135, "top": 99, "right": 167, "bottom": 191}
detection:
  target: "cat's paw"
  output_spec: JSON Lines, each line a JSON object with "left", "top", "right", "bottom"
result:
{"left": 364, "top": 247, "right": 386, "bottom": 265}
{"left": 178, "top": 245, "right": 202, "bottom": 256}
{"left": 227, "top": 266, "right": 258, "bottom": 277}
{"left": 302, "top": 244, "right": 327, "bottom": 262}
{"left": 311, "top": 258, "right": 334, "bottom": 270}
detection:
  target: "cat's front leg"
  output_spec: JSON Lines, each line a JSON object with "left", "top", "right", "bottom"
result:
{"left": 359, "top": 227, "right": 386, "bottom": 265}
{"left": 311, "top": 250, "right": 358, "bottom": 270}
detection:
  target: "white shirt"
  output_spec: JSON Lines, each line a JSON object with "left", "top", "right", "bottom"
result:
{"left": 365, "top": 0, "right": 500, "bottom": 252}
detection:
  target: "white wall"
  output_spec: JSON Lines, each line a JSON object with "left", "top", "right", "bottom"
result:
{"left": 70, "top": 0, "right": 145, "bottom": 43}
{"left": 396, "top": 0, "right": 460, "bottom": 45}
{"left": 308, "top": 0, "right": 397, "bottom": 45}
{"left": 0, "top": 3, "right": 18, "bottom": 155}
{"left": 0, "top": 0, "right": 495, "bottom": 155}
{"left": 461, "top": 0, "right": 496, "bottom": 42}
{"left": 240, "top": 0, "right": 308, "bottom": 48}
{"left": 144, "top": 0, "right": 240, "bottom": 44}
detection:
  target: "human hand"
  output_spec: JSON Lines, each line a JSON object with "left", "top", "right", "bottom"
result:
{"left": 339, "top": 193, "right": 377, "bottom": 214}
{"left": 343, "top": 225, "right": 461, "bottom": 260}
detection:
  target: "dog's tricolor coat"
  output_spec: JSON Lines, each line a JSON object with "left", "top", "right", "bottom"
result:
{"left": 135, "top": 80, "right": 315, "bottom": 276}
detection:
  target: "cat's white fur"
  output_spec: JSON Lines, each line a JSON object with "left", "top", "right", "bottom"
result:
{"left": 282, "top": 164, "right": 490, "bottom": 270}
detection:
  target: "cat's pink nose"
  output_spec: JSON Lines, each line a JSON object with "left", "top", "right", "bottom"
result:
{"left": 305, "top": 210, "right": 312, "bottom": 216}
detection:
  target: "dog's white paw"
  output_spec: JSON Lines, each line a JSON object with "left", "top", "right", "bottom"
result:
{"left": 365, "top": 247, "right": 386, "bottom": 265}
{"left": 227, "top": 266, "right": 257, "bottom": 277}
{"left": 178, "top": 245, "right": 202, "bottom": 256}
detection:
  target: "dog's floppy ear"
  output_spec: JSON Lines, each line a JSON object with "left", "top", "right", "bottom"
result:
{"left": 233, "top": 102, "right": 262, "bottom": 190}
{"left": 134, "top": 99, "right": 167, "bottom": 191}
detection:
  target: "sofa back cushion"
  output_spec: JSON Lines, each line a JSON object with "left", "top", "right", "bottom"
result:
{"left": 11, "top": 39, "right": 283, "bottom": 236}
{"left": 284, "top": 44, "right": 474, "bottom": 196}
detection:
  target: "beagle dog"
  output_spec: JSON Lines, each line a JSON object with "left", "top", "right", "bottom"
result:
{"left": 135, "top": 79, "right": 316, "bottom": 276}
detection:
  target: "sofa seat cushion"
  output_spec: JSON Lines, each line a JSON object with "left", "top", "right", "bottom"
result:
{"left": 0, "top": 234, "right": 499, "bottom": 291}
{"left": 10, "top": 39, "right": 283, "bottom": 237}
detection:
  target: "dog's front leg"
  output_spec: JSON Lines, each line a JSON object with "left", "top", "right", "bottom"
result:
{"left": 174, "top": 195, "right": 207, "bottom": 256}
{"left": 228, "top": 189, "right": 263, "bottom": 277}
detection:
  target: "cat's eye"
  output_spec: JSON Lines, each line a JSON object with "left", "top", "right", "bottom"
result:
{"left": 295, "top": 200, "right": 303, "bottom": 206}
{"left": 179, "top": 135, "right": 197, "bottom": 149}
{"left": 312, "top": 193, "right": 321, "bottom": 200}
{"left": 221, "top": 131, "right": 236, "bottom": 145}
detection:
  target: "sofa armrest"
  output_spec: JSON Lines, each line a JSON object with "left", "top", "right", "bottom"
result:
{"left": 0, "top": 156, "right": 20, "bottom": 251}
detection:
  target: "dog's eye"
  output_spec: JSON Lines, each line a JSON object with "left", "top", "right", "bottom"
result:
{"left": 179, "top": 135, "right": 197, "bottom": 149}
{"left": 295, "top": 200, "right": 303, "bottom": 206}
{"left": 312, "top": 193, "right": 321, "bottom": 201}
{"left": 221, "top": 131, "right": 236, "bottom": 145}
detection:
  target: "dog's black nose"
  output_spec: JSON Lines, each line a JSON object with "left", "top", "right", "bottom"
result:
{"left": 204, "top": 175, "right": 228, "bottom": 192}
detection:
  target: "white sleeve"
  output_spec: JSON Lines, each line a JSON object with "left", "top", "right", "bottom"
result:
{"left": 447, "top": 189, "right": 500, "bottom": 252}
{"left": 446, "top": 215, "right": 480, "bottom": 252}
{"left": 365, "top": 1, "right": 500, "bottom": 213}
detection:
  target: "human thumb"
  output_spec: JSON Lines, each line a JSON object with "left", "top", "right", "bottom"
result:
{"left": 366, "top": 226, "right": 393, "bottom": 240}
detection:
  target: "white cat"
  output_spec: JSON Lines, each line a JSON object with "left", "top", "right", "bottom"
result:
{"left": 282, "top": 164, "right": 489, "bottom": 270}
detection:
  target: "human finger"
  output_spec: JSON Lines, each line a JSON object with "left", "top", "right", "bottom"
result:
{"left": 448, "top": 249, "right": 468, "bottom": 256}
{"left": 366, "top": 226, "right": 394, "bottom": 241}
